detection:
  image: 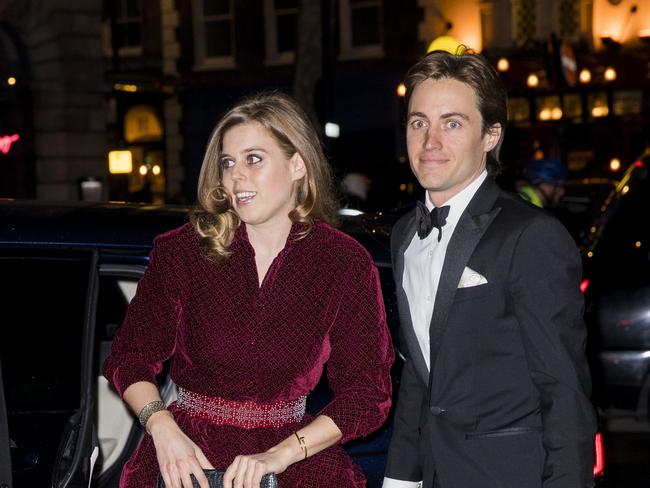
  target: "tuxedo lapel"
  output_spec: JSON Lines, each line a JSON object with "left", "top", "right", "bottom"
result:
{"left": 394, "top": 212, "right": 430, "bottom": 386}
{"left": 428, "top": 178, "right": 502, "bottom": 380}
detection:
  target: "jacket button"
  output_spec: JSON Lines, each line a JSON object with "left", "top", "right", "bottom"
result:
{"left": 430, "top": 406, "right": 445, "bottom": 415}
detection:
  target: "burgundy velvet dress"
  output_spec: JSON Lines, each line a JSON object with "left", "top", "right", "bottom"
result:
{"left": 102, "top": 220, "right": 394, "bottom": 487}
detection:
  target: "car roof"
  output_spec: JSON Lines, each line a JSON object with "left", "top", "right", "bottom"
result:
{"left": 0, "top": 200, "right": 190, "bottom": 251}
{"left": 0, "top": 200, "right": 394, "bottom": 266}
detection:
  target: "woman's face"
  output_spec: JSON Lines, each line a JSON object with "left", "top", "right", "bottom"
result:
{"left": 220, "top": 122, "right": 305, "bottom": 229}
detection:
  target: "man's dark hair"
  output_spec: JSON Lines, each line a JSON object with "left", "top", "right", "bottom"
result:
{"left": 405, "top": 47, "right": 508, "bottom": 175}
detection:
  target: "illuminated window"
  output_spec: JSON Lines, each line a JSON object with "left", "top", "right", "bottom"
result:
{"left": 193, "top": 0, "right": 236, "bottom": 69}
{"left": 507, "top": 97, "right": 530, "bottom": 125}
{"left": 613, "top": 90, "right": 642, "bottom": 117}
{"left": 263, "top": 0, "right": 298, "bottom": 65}
{"left": 511, "top": 0, "right": 536, "bottom": 47}
{"left": 562, "top": 93, "right": 582, "bottom": 121}
{"left": 536, "top": 95, "right": 562, "bottom": 121}
{"left": 339, "top": 0, "right": 383, "bottom": 60}
{"left": 588, "top": 92, "right": 609, "bottom": 119}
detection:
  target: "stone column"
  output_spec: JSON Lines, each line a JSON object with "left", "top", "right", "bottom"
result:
{"left": 22, "top": 0, "right": 107, "bottom": 200}
{"left": 161, "top": 0, "right": 184, "bottom": 203}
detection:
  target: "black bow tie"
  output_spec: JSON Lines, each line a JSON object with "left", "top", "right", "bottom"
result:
{"left": 415, "top": 201, "right": 450, "bottom": 241}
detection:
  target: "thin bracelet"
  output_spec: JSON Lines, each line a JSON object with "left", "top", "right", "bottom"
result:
{"left": 138, "top": 400, "right": 167, "bottom": 430}
{"left": 294, "top": 431, "right": 307, "bottom": 459}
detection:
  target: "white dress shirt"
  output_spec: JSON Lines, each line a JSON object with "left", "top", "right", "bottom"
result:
{"left": 382, "top": 171, "right": 487, "bottom": 488}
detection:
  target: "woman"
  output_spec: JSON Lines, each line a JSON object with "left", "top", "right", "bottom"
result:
{"left": 102, "top": 92, "right": 394, "bottom": 488}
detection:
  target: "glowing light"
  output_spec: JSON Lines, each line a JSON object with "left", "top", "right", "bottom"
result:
{"left": 527, "top": 73, "right": 539, "bottom": 88}
{"left": 139, "top": 165, "right": 148, "bottom": 175}
{"left": 593, "top": 432, "right": 605, "bottom": 478}
{"left": 622, "top": 185, "right": 629, "bottom": 194}
{"left": 604, "top": 67, "right": 617, "bottom": 82}
{"left": 0, "top": 134, "right": 20, "bottom": 155}
{"left": 338, "top": 208, "right": 364, "bottom": 216}
{"left": 580, "top": 279, "right": 590, "bottom": 294}
{"left": 609, "top": 158, "right": 621, "bottom": 172}
{"left": 396, "top": 83, "right": 406, "bottom": 97}
{"left": 579, "top": 69, "right": 591, "bottom": 84}
{"left": 427, "top": 35, "right": 462, "bottom": 54}
{"left": 399, "top": 183, "right": 407, "bottom": 191}
{"left": 7, "top": 76, "right": 16, "bottom": 86}
{"left": 108, "top": 150, "right": 133, "bottom": 174}
{"left": 115, "top": 83, "right": 138, "bottom": 93}
{"left": 325, "top": 122, "right": 340, "bottom": 138}
{"left": 497, "top": 58, "right": 509, "bottom": 72}
{"left": 587, "top": 251, "right": 594, "bottom": 258}
{"left": 591, "top": 106, "right": 609, "bottom": 117}
{"left": 539, "top": 108, "right": 551, "bottom": 121}
{"left": 551, "top": 107, "right": 563, "bottom": 120}
{"left": 635, "top": 241, "right": 642, "bottom": 248}
{"left": 152, "top": 164, "right": 162, "bottom": 176}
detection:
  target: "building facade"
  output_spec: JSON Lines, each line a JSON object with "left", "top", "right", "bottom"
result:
{"left": 1, "top": 0, "right": 648, "bottom": 204}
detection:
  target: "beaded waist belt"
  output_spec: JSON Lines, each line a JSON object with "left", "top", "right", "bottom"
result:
{"left": 176, "top": 387, "right": 306, "bottom": 429}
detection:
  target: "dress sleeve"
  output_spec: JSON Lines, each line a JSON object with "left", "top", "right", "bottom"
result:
{"left": 319, "top": 252, "right": 394, "bottom": 443}
{"left": 102, "top": 233, "right": 184, "bottom": 397}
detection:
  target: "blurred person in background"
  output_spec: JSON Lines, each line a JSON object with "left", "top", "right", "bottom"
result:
{"left": 341, "top": 171, "right": 372, "bottom": 213}
{"left": 103, "top": 92, "right": 393, "bottom": 488}
{"left": 518, "top": 157, "right": 568, "bottom": 208}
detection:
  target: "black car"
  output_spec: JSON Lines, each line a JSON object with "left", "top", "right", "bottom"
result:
{"left": 0, "top": 199, "right": 604, "bottom": 487}
{"left": 0, "top": 200, "right": 403, "bottom": 488}
{"left": 581, "top": 151, "right": 650, "bottom": 425}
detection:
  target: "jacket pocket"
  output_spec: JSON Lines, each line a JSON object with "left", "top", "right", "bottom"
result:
{"left": 465, "top": 426, "right": 542, "bottom": 440}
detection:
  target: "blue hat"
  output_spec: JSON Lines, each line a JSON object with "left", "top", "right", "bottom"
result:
{"left": 524, "top": 158, "right": 567, "bottom": 183}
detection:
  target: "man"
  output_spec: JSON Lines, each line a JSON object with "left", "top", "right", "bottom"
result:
{"left": 383, "top": 49, "right": 596, "bottom": 488}
{"left": 518, "top": 157, "right": 568, "bottom": 208}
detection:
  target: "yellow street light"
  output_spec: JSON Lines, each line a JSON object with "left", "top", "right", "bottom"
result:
{"left": 497, "top": 58, "right": 509, "bottom": 72}
{"left": 139, "top": 165, "right": 148, "bottom": 175}
{"left": 609, "top": 158, "right": 621, "bottom": 172}
{"left": 7, "top": 76, "right": 16, "bottom": 86}
{"left": 396, "top": 83, "right": 406, "bottom": 97}
{"left": 579, "top": 69, "right": 591, "bottom": 84}
{"left": 152, "top": 164, "right": 162, "bottom": 176}
{"left": 527, "top": 73, "right": 539, "bottom": 88}
{"left": 604, "top": 67, "right": 617, "bottom": 82}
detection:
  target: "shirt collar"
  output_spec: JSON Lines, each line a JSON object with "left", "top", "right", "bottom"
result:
{"left": 424, "top": 170, "right": 488, "bottom": 228}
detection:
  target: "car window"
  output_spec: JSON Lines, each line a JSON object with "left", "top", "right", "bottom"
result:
{"left": 554, "top": 181, "right": 616, "bottom": 245}
{"left": 590, "top": 165, "right": 650, "bottom": 287}
{"left": 93, "top": 270, "right": 144, "bottom": 477}
{"left": 0, "top": 250, "right": 92, "bottom": 487}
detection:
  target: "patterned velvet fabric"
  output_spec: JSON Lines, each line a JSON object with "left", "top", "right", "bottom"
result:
{"left": 103, "top": 221, "right": 394, "bottom": 487}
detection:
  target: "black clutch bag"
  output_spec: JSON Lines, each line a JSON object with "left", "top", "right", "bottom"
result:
{"left": 156, "top": 469, "right": 278, "bottom": 488}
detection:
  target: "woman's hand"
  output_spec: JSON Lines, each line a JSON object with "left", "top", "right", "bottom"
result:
{"left": 223, "top": 447, "right": 293, "bottom": 488}
{"left": 149, "top": 410, "right": 214, "bottom": 488}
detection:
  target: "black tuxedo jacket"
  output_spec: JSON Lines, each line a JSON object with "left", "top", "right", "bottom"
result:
{"left": 384, "top": 177, "right": 596, "bottom": 488}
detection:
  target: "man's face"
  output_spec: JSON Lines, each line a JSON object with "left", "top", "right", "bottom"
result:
{"left": 406, "top": 77, "right": 500, "bottom": 206}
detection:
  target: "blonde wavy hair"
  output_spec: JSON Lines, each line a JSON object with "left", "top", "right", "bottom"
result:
{"left": 190, "top": 92, "right": 338, "bottom": 261}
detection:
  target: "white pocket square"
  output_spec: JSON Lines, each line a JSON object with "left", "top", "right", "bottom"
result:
{"left": 458, "top": 267, "right": 488, "bottom": 288}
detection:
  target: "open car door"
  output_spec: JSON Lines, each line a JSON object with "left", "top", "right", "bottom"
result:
{"left": 0, "top": 358, "right": 14, "bottom": 488}
{"left": 0, "top": 249, "right": 99, "bottom": 487}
